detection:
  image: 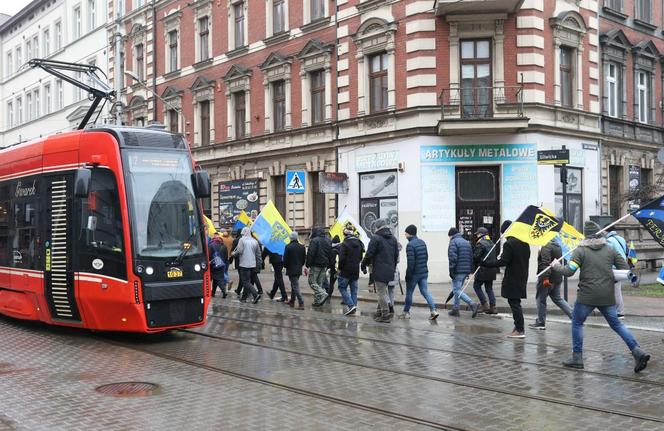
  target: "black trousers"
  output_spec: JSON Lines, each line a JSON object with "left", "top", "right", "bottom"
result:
{"left": 508, "top": 298, "right": 524, "bottom": 333}
{"left": 239, "top": 267, "right": 258, "bottom": 300}
{"left": 251, "top": 271, "right": 263, "bottom": 294}
{"left": 211, "top": 277, "right": 226, "bottom": 297}
{"left": 327, "top": 269, "right": 337, "bottom": 297}
{"left": 269, "top": 263, "right": 288, "bottom": 299}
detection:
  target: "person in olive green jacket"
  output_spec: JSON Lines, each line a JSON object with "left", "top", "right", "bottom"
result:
{"left": 553, "top": 220, "right": 650, "bottom": 373}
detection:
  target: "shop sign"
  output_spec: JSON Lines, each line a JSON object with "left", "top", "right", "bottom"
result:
{"left": 318, "top": 172, "right": 349, "bottom": 194}
{"left": 537, "top": 149, "right": 570, "bottom": 165}
{"left": 355, "top": 151, "right": 399, "bottom": 171}
{"left": 218, "top": 179, "right": 260, "bottom": 225}
{"left": 421, "top": 144, "right": 536, "bottom": 163}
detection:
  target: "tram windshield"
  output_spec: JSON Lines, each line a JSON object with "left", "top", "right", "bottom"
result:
{"left": 124, "top": 150, "right": 203, "bottom": 258}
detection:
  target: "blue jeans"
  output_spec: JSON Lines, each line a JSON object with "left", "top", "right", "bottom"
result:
{"left": 452, "top": 274, "right": 473, "bottom": 309}
{"left": 473, "top": 279, "right": 496, "bottom": 306}
{"left": 404, "top": 275, "right": 436, "bottom": 312}
{"left": 337, "top": 276, "right": 358, "bottom": 308}
{"left": 571, "top": 302, "right": 639, "bottom": 353}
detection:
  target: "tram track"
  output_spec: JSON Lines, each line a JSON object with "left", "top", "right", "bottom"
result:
{"left": 209, "top": 302, "right": 664, "bottom": 388}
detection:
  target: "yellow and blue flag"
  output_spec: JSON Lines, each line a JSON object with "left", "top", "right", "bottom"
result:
{"left": 233, "top": 210, "right": 253, "bottom": 231}
{"left": 251, "top": 200, "right": 292, "bottom": 255}
{"left": 627, "top": 241, "right": 638, "bottom": 267}
{"left": 505, "top": 205, "right": 563, "bottom": 246}
{"left": 555, "top": 222, "right": 584, "bottom": 258}
{"left": 632, "top": 195, "right": 664, "bottom": 248}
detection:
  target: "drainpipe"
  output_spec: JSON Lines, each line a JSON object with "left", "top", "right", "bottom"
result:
{"left": 334, "top": 0, "right": 340, "bottom": 217}
{"left": 152, "top": 0, "right": 158, "bottom": 122}
{"left": 114, "top": 3, "right": 123, "bottom": 125}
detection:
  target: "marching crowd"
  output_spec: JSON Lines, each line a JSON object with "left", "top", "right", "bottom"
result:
{"left": 206, "top": 217, "right": 651, "bottom": 374}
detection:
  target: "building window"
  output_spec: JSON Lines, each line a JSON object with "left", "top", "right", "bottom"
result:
{"left": 606, "top": 0, "right": 622, "bottom": 11}
{"left": 88, "top": 0, "right": 96, "bottom": 31}
{"left": 273, "top": 0, "right": 285, "bottom": 34}
{"left": 609, "top": 165, "right": 623, "bottom": 217}
{"left": 43, "top": 29, "right": 50, "bottom": 56}
{"left": 26, "top": 93, "right": 33, "bottom": 122}
{"left": 6, "top": 52, "right": 12, "bottom": 77}
{"left": 32, "top": 36, "right": 39, "bottom": 58}
{"left": 560, "top": 46, "right": 574, "bottom": 108}
{"left": 44, "top": 84, "right": 51, "bottom": 114}
{"left": 74, "top": 71, "right": 83, "bottom": 102}
{"left": 555, "top": 167, "right": 583, "bottom": 232}
{"left": 635, "top": 0, "right": 651, "bottom": 22}
{"left": 33, "top": 90, "right": 40, "bottom": 119}
{"left": 200, "top": 100, "right": 211, "bottom": 145}
{"left": 234, "top": 2, "right": 245, "bottom": 49}
{"left": 273, "top": 175, "right": 287, "bottom": 217}
{"left": 16, "top": 97, "right": 22, "bottom": 124}
{"left": 637, "top": 71, "right": 649, "bottom": 123}
{"left": 135, "top": 44, "right": 144, "bottom": 81}
{"left": 168, "top": 109, "right": 179, "bottom": 132}
{"left": 7, "top": 102, "right": 13, "bottom": 128}
{"left": 56, "top": 80, "right": 63, "bottom": 109}
{"left": 74, "top": 6, "right": 82, "bottom": 38}
{"left": 15, "top": 47, "right": 21, "bottom": 72}
{"left": 460, "top": 39, "right": 492, "bottom": 119}
{"left": 273, "top": 80, "right": 286, "bottom": 131}
{"left": 234, "top": 92, "right": 246, "bottom": 138}
{"left": 55, "top": 21, "right": 62, "bottom": 50}
{"left": 310, "top": 70, "right": 325, "bottom": 125}
{"left": 311, "top": 173, "right": 326, "bottom": 227}
{"left": 311, "top": 0, "right": 325, "bottom": 21}
{"left": 134, "top": 117, "right": 145, "bottom": 127}
{"left": 606, "top": 62, "right": 619, "bottom": 117}
{"left": 198, "top": 17, "right": 209, "bottom": 61}
{"left": 26, "top": 40, "right": 32, "bottom": 61}
{"left": 368, "top": 53, "right": 388, "bottom": 113}
{"left": 168, "top": 30, "right": 178, "bottom": 72}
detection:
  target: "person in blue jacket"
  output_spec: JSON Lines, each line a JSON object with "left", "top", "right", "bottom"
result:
{"left": 448, "top": 227, "right": 480, "bottom": 318}
{"left": 400, "top": 224, "right": 439, "bottom": 320}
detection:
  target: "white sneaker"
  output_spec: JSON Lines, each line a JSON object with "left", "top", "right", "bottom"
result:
{"left": 344, "top": 306, "right": 357, "bottom": 316}
{"left": 429, "top": 311, "right": 440, "bottom": 321}
{"left": 399, "top": 312, "right": 411, "bottom": 320}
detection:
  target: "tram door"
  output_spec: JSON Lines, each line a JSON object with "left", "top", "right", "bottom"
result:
{"left": 455, "top": 166, "right": 500, "bottom": 241}
{"left": 43, "top": 174, "right": 81, "bottom": 322}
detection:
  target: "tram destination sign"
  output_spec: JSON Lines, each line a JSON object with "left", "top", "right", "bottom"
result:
{"left": 537, "top": 149, "right": 570, "bottom": 165}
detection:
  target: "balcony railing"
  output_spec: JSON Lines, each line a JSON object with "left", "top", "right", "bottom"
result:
{"left": 439, "top": 85, "right": 524, "bottom": 121}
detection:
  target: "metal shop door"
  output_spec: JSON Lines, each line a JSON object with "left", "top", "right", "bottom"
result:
{"left": 455, "top": 166, "right": 500, "bottom": 241}
{"left": 43, "top": 174, "right": 81, "bottom": 322}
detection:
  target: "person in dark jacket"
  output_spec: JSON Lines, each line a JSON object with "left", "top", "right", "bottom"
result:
{"left": 283, "top": 231, "right": 306, "bottom": 309}
{"left": 326, "top": 235, "right": 340, "bottom": 298}
{"left": 306, "top": 226, "right": 331, "bottom": 306}
{"left": 263, "top": 248, "right": 288, "bottom": 302}
{"left": 361, "top": 219, "right": 399, "bottom": 323}
{"left": 448, "top": 227, "right": 480, "bottom": 318}
{"left": 482, "top": 220, "right": 530, "bottom": 338}
{"left": 338, "top": 226, "right": 364, "bottom": 316}
{"left": 530, "top": 237, "right": 572, "bottom": 330}
{"left": 472, "top": 227, "right": 498, "bottom": 314}
{"left": 209, "top": 233, "right": 228, "bottom": 298}
{"left": 400, "top": 224, "right": 438, "bottom": 320}
{"left": 553, "top": 220, "right": 650, "bottom": 373}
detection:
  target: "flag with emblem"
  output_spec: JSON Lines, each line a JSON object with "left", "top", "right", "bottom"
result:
{"left": 233, "top": 210, "right": 253, "bottom": 231}
{"left": 251, "top": 200, "right": 292, "bottom": 255}
{"left": 329, "top": 207, "right": 370, "bottom": 249}
{"left": 632, "top": 195, "right": 664, "bottom": 248}
{"left": 555, "top": 222, "right": 584, "bottom": 258}
{"left": 505, "top": 205, "right": 563, "bottom": 246}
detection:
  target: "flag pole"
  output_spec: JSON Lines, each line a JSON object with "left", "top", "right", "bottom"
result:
{"left": 535, "top": 210, "right": 635, "bottom": 278}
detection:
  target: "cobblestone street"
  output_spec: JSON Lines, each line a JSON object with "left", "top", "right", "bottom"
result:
{"left": 2, "top": 295, "right": 663, "bottom": 431}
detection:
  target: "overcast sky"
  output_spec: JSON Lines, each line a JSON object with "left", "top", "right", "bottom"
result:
{"left": 1, "top": 1, "right": 34, "bottom": 17}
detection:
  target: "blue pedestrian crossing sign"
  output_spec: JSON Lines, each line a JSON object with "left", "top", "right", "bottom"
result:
{"left": 286, "top": 171, "right": 306, "bottom": 193}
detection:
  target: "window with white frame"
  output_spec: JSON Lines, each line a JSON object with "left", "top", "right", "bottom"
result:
{"left": 635, "top": 0, "right": 651, "bottom": 22}
{"left": 198, "top": 17, "right": 210, "bottom": 61}
{"left": 261, "top": 53, "right": 292, "bottom": 133}
{"left": 6, "top": 52, "right": 12, "bottom": 77}
{"left": 55, "top": 21, "right": 62, "bottom": 50}
{"left": 88, "top": 0, "right": 96, "bottom": 31}
{"left": 44, "top": 83, "right": 51, "bottom": 114}
{"left": 560, "top": 46, "right": 574, "bottom": 108}
{"left": 310, "top": 69, "right": 325, "bottom": 125}
{"left": 74, "top": 71, "right": 82, "bottom": 101}
{"left": 199, "top": 100, "right": 211, "bottom": 145}
{"left": 56, "top": 79, "right": 63, "bottom": 109}
{"left": 168, "top": 109, "right": 179, "bottom": 132}
{"left": 224, "top": 65, "right": 251, "bottom": 139}
{"left": 637, "top": 71, "right": 649, "bottom": 123}
{"left": 135, "top": 44, "right": 144, "bottom": 81}
{"left": 298, "top": 39, "right": 332, "bottom": 127}
{"left": 15, "top": 46, "right": 21, "bottom": 71}
{"left": 16, "top": 97, "right": 22, "bottom": 124}
{"left": 74, "top": 6, "right": 82, "bottom": 38}
{"left": 43, "top": 29, "right": 50, "bottom": 57}
{"left": 26, "top": 40, "right": 32, "bottom": 61}
{"left": 369, "top": 52, "right": 388, "bottom": 113}
{"left": 7, "top": 101, "right": 13, "bottom": 128}
{"left": 273, "top": 0, "right": 286, "bottom": 34}
{"left": 32, "top": 36, "right": 38, "bottom": 58}
{"left": 191, "top": 76, "right": 216, "bottom": 146}
{"left": 311, "top": 0, "right": 325, "bottom": 21}
{"left": 33, "top": 89, "right": 40, "bottom": 119}
{"left": 606, "top": 62, "right": 619, "bottom": 117}
{"left": 231, "top": 1, "right": 246, "bottom": 49}
{"left": 272, "top": 80, "right": 286, "bottom": 131}
{"left": 234, "top": 92, "right": 246, "bottom": 138}
{"left": 168, "top": 30, "right": 178, "bottom": 72}
{"left": 550, "top": 11, "right": 586, "bottom": 109}
{"left": 26, "top": 93, "right": 33, "bottom": 122}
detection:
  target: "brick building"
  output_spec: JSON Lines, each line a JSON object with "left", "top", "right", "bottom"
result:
{"left": 108, "top": 0, "right": 663, "bottom": 281}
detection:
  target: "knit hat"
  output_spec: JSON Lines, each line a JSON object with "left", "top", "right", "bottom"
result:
{"left": 289, "top": 231, "right": 299, "bottom": 240}
{"left": 474, "top": 227, "right": 488, "bottom": 237}
{"left": 448, "top": 227, "right": 459, "bottom": 237}
{"left": 373, "top": 218, "right": 388, "bottom": 231}
{"left": 500, "top": 220, "right": 512, "bottom": 234}
{"left": 405, "top": 224, "right": 417, "bottom": 236}
{"left": 583, "top": 220, "right": 601, "bottom": 237}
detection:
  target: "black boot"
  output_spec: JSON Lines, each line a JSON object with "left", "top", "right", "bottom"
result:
{"left": 562, "top": 352, "right": 584, "bottom": 369}
{"left": 632, "top": 347, "right": 651, "bottom": 373}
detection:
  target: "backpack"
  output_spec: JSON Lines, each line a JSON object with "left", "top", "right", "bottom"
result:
{"left": 211, "top": 250, "right": 225, "bottom": 270}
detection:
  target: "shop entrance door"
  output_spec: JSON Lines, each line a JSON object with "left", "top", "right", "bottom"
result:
{"left": 455, "top": 166, "right": 500, "bottom": 241}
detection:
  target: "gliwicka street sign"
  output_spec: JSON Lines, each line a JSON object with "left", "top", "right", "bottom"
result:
{"left": 537, "top": 149, "right": 570, "bottom": 165}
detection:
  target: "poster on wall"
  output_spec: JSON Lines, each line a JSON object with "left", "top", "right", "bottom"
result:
{"left": 360, "top": 199, "right": 380, "bottom": 234}
{"left": 319, "top": 172, "right": 349, "bottom": 194}
{"left": 421, "top": 165, "right": 455, "bottom": 232}
{"left": 218, "top": 179, "right": 260, "bottom": 225}
{"left": 360, "top": 171, "right": 398, "bottom": 199}
{"left": 379, "top": 199, "right": 399, "bottom": 232}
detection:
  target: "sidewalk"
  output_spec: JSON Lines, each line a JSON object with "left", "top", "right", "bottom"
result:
{"left": 230, "top": 270, "right": 664, "bottom": 317}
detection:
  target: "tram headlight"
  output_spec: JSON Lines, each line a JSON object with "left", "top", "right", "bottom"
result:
{"left": 194, "top": 264, "right": 201, "bottom": 272}
{"left": 145, "top": 266, "right": 154, "bottom": 275}
{"left": 201, "top": 262, "right": 207, "bottom": 270}
{"left": 136, "top": 265, "right": 144, "bottom": 274}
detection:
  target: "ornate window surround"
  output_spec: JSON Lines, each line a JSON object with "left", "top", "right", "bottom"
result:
{"left": 550, "top": 10, "right": 587, "bottom": 109}
{"left": 631, "top": 40, "right": 658, "bottom": 125}
{"left": 190, "top": 76, "right": 216, "bottom": 146}
{"left": 161, "top": 86, "right": 184, "bottom": 133}
{"left": 260, "top": 52, "right": 292, "bottom": 133}
{"left": 223, "top": 64, "right": 252, "bottom": 140}
{"left": 599, "top": 29, "right": 631, "bottom": 119}
{"left": 297, "top": 39, "right": 333, "bottom": 127}
{"left": 163, "top": 10, "right": 182, "bottom": 74}
{"left": 192, "top": 0, "right": 213, "bottom": 64}
{"left": 227, "top": 0, "right": 249, "bottom": 53}
{"left": 352, "top": 18, "right": 397, "bottom": 116}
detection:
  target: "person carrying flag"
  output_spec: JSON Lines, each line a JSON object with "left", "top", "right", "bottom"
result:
{"left": 605, "top": 227, "right": 629, "bottom": 319}
{"left": 472, "top": 227, "right": 498, "bottom": 314}
{"left": 447, "top": 227, "right": 480, "bottom": 318}
{"left": 553, "top": 220, "right": 650, "bottom": 373}
{"left": 529, "top": 237, "right": 572, "bottom": 330}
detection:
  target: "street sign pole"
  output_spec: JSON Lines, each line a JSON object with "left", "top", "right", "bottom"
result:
{"left": 560, "top": 145, "right": 569, "bottom": 301}
{"left": 291, "top": 192, "right": 295, "bottom": 229}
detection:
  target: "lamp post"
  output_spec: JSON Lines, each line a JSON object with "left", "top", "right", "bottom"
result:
{"left": 124, "top": 70, "right": 186, "bottom": 133}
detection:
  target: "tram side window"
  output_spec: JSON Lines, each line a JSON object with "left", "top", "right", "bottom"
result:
{"left": 0, "top": 185, "right": 8, "bottom": 266}
{"left": 12, "top": 198, "right": 39, "bottom": 269}
{"left": 78, "top": 169, "right": 123, "bottom": 254}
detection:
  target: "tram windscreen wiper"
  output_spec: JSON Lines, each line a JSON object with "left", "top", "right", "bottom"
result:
{"left": 168, "top": 230, "right": 197, "bottom": 267}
